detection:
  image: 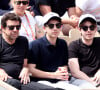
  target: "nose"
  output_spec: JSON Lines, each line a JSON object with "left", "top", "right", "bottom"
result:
{"left": 13, "top": 27, "right": 18, "bottom": 31}
{"left": 53, "top": 25, "right": 57, "bottom": 30}
{"left": 20, "top": 3, "right": 24, "bottom": 6}
{"left": 87, "top": 27, "right": 91, "bottom": 31}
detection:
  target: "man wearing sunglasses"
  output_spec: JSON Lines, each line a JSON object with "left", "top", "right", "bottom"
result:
{"left": 68, "top": 14, "right": 100, "bottom": 89}
{"left": 28, "top": 12, "right": 80, "bottom": 90}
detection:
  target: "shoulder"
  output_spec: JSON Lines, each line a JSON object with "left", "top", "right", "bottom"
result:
{"left": 29, "top": 37, "right": 44, "bottom": 47}
{"left": 17, "top": 36, "right": 28, "bottom": 43}
{"left": 70, "top": 39, "right": 80, "bottom": 45}
{"left": 58, "top": 38, "right": 68, "bottom": 46}
{"left": 25, "top": 11, "right": 36, "bottom": 22}
{"left": 69, "top": 39, "right": 80, "bottom": 49}
{"left": 25, "top": 11, "right": 33, "bottom": 17}
{"left": 94, "top": 37, "right": 100, "bottom": 44}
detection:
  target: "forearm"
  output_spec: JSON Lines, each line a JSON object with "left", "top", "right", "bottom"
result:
{"left": 61, "top": 17, "right": 71, "bottom": 24}
{"left": 61, "top": 15, "right": 78, "bottom": 27}
{"left": 29, "top": 67, "right": 54, "bottom": 79}
{"left": 68, "top": 7, "right": 76, "bottom": 16}
{"left": 69, "top": 59, "right": 94, "bottom": 84}
{"left": 71, "top": 70, "right": 93, "bottom": 83}
{"left": 39, "top": 5, "right": 51, "bottom": 15}
{"left": 76, "top": 7, "right": 83, "bottom": 17}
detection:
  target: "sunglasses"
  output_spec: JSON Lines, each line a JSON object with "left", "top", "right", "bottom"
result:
{"left": 46, "top": 23, "right": 62, "bottom": 29}
{"left": 80, "top": 25, "right": 96, "bottom": 31}
{"left": 14, "top": 1, "right": 29, "bottom": 5}
{"left": 7, "top": 25, "right": 21, "bottom": 30}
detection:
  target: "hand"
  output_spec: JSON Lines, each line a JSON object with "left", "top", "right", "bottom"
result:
{"left": 53, "top": 66, "right": 69, "bottom": 80}
{"left": 19, "top": 67, "right": 30, "bottom": 84}
{"left": 58, "top": 66, "right": 68, "bottom": 73}
{"left": 93, "top": 70, "right": 100, "bottom": 84}
{"left": 69, "top": 15, "right": 79, "bottom": 27}
{"left": 0, "top": 69, "right": 12, "bottom": 81}
{"left": 61, "top": 15, "right": 79, "bottom": 27}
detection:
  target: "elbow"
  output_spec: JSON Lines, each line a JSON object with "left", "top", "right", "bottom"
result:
{"left": 68, "top": 60, "right": 79, "bottom": 77}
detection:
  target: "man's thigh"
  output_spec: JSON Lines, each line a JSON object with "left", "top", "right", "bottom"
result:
{"left": 5, "top": 78, "right": 21, "bottom": 89}
{"left": 22, "top": 81, "right": 62, "bottom": 90}
{"left": 69, "top": 77, "right": 96, "bottom": 89}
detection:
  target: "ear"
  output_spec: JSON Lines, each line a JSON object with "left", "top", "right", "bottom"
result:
{"left": 78, "top": 27, "right": 81, "bottom": 31}
{"left": 43, "top": 26, "right": 45, "bottom": 29}
{"left": 43, "top": 26, "right": 47, "bottom": 33}
{"left": 1, "top": 25, "right": 3, "bottom": 29}
{"left": 10, "top": 0, "right": 14, "bottom": 8}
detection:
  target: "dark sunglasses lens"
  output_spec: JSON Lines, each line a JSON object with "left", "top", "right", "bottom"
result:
{"left": 81, "top": 26, "right": 88, "bottom": 31}
{"left": 48, "top": 24, "right": 54, "bottom": 29}
{"left": 7, "top": 25, "right": 20, "bottom": 30}
{"left": 8, "top": 26, "right": 14, "bottom": 30}
{"left": 90, "top": 25, "right": 95, "bottom": 31}
{"left": 22, "top": 1, "right": 28, "bottom": 5}
{"left": 14, "top": 1, "right": 28, "bottom": 5}
{"left": 56, "top": 23, "right": 62, "bottom": 28}
{"left": 16, "top": 25, "right": 21, "bottom": 30}
{"left": 14, "top": 1, "right": 21, "bottom": 5}
{"left": 81, "top": 25, "right": 95, "bottom": 31}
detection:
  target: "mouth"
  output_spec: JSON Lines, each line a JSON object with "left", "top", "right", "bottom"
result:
{"left": 86, "top": 33, "right": 92, "bottom": 35}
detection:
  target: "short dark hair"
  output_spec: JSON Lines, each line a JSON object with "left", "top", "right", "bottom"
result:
{"left": 1, "top": 13, "right": 21, "bottom": 28}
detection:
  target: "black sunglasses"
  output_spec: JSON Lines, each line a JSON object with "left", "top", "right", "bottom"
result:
{"left": 46, "top": 23, "right": 62, "bottom": 29}
{"left": 7, "top": 25, "right": 21, "bottom": 30}
{"left": 80, "top": 25, "right": 96, "bottom": 31}
{"left": 14, "top": 1, "right": 29, "bottom": 5}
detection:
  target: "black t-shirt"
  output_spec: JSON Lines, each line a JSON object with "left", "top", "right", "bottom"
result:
{"left": 35, "top": 0, "right": 75, "bottom": 16}
{"left": 68, "top": 38, "right": 100, "bottom": 77}
{"left": 28, "top": 36, "right": 68, "bottom": 82}
{"left": 0, "top": 35, "right": 28, "bottom": 79}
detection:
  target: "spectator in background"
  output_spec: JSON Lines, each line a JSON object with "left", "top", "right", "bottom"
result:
{"left": 11, "top": 0, "right": 44, "bottom": 42}
{"left": 0, "top": 0, "right": 12, "bottom": 15}
{"left": 34, "top": 0, "right": 79, "bottom": 36}
{"left": 28, "top": 12, "right": 80, "bottom": 90}
{"left": 75, "top": 0, "right": 100, "bottom": 33}
{"left": 68, "top": 14, "right": 100, "bottom": 89}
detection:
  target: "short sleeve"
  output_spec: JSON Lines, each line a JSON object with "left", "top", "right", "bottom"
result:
{"left": 68, "top": 41, "right": 79, "bottom": 59}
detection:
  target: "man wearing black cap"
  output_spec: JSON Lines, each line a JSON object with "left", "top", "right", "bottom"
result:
{"left": 68, "top": 14, "right": 100, "bottom": 89}
{"left": 28, "top": 12, "right": 80, "bottom": 90}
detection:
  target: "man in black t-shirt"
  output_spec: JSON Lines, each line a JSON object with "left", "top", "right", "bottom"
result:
{"left": 0, "top": 12, "right": 29, "bottom": 89}
{"left": 68, "top": 14, "right": 100, "bottom": 89}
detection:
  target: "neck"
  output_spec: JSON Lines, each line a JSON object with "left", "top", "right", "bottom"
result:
{"left": 46, "top": 35, "right": 57, "bottom": 45}
{"left": 2, "top": 33, "right": 15, "bottom": 45}
{"left": 14, "top": 10, "right": 25, "bottom": 16}
{"left": 82, "top": 37, "right": 93, "bottom": 46}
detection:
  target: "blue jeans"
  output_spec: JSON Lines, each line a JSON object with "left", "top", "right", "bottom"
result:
{"left": 69, "top": 77, "right": 96, "bottom": 89}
